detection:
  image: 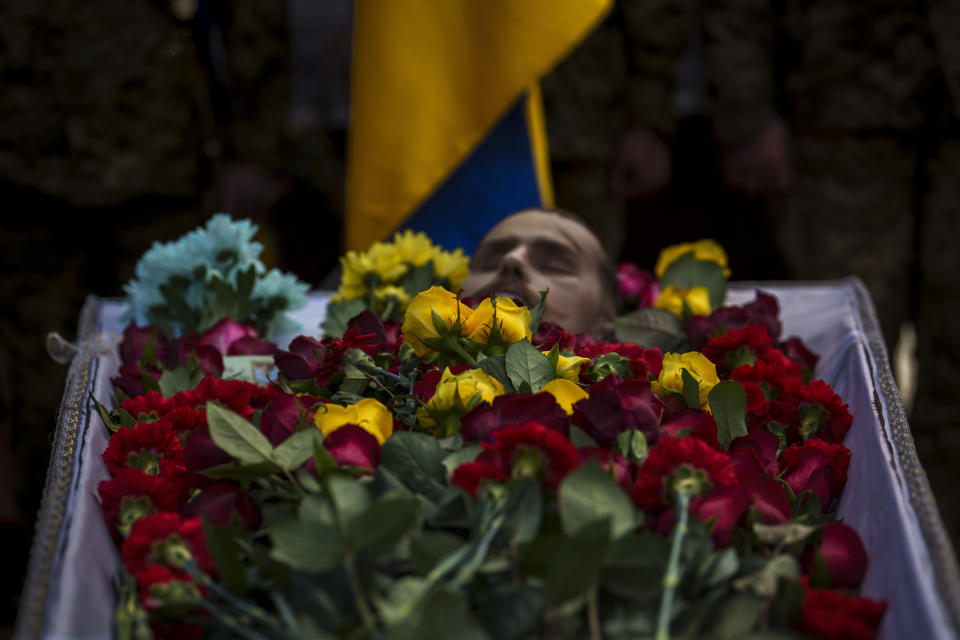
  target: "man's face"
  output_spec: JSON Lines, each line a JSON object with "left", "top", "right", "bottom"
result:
{"left": 462, "top": 210, "right": 613, "bottom": 336}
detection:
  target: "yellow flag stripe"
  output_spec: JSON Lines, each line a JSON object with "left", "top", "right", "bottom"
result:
{"left": 525, "top": 82, "right": 555, "bottom": 209}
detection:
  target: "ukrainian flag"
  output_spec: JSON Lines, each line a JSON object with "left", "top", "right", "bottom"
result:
{"left": 346, "top": 0, "right": 612, "bottom": 255}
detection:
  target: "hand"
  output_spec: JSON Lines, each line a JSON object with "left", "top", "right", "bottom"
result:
{"left": 720, "top": 117, "right": 793, "bottom": 196}
{"left": 609, "top": 125, "right": 672, "bottom": 201}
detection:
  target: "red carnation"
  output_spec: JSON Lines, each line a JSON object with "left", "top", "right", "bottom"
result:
{"left": 799, "top": 380, "right": 853, "bottom": 443}
{"left": 102, "top": 420, "right": 186, "bottom": 478}
{"left": 802, "top": 522, "right": 868, "bottom": 589}
{"left": 798, "top": 578, "right": 886, "bottom": 640}
{"left": 99, "top": 468, "right": 191, "bottom": 538}
{"left": 632, "top": 436, "right": 737, "bottom": 512}
{"left": 702, "top": 325, "right": 775, "bottom": 375}
{"left": 179, "top": 376, "right": 276, "bottom": 420}
{"left": 685, "top": 291, "right": 782, "bottom": 349}
{"left": 455, "top": 422, "right": 580, "bottom": 494}
{"left": 451, "top": 460, "right": 509, "bottom": 497}
{"left": 121, "top": 391, "right": 174, "bottom": 422}
{"left": 122, "top": 513, "right": 217, "bottom": 580}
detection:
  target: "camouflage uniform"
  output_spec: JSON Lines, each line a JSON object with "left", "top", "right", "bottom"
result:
{"left": 702, "top": 0, "right": 960, "bottom": 539}
{"left": 0, "top": 1, "right": 293, "bottom": 614}
{"left": 542, "top": 2, "right": 688, "bottom": 259}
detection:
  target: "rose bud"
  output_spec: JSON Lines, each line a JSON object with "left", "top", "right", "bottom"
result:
{"left": 183, "top": 424, "right": 233, "bottom": 475}
{"left": 803, "top": 522, "right": 868, "bottom": 589}
{"left": 181, "top": 483, "right": 261, "bottom": 531}
{"left": 324, "top": 424, "right": 381, "bottom": 470}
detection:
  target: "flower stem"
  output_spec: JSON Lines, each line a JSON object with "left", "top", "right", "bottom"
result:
{"left": 655, "top": 487, "right": 692, "bottom": 640}
{"left": 587, "top": 582, "right": 602, "bottom": 640}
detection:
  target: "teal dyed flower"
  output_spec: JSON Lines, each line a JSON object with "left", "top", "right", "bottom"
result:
{"left": 122, "top": 214, "right": 308, "bottom": 337}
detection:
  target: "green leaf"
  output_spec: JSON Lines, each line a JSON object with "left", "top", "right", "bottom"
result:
{"left": 402, "top": 261, "right": 436, "bottom": 298}
{"left": 474, "top": 584, "right": 543, "bottom": 640}
{"left": 614, "top": 308, "right": 689, "bottom": 352}
{"left": 298, "top": 494, "right": 336, "bottom": 525}
{"left": 201, "top": 517, "right": 248, "bottom": 595}
{"left": 709, "top": 380, "right": 748, "bottom": 449}
{"left": 320, "top": 297, "right": 366, "bottom": 339}
{"left": 569, "top": 424, "right": 599, "bottom": 448}
{"left": 528, "top": 289, "right": 548, "bottom": 333}
{"left": 544, "top": 519, "right": 611, "bottom": 604}
{"left": 753, "top": 522, "right": 818, "bottom": 547}
{"left": 417, "top": 587, "right": 491, "bottom": 640}
{"left": 694, "top": 547, "right": 740, "bottom": 590}
{"left": 379, "top": 432, "right": 449, "bottom": 503}
{"left": 327, "top": 474, "right": 371, "bottom": 522}
{"left": 272, "top": 429, "right": 320, "bottom": 471}
{"left": 559, "top": 460, "right": 636, "bottom": 539}
{"left": 660, "top": 252, "right": 728, "bottom": 310}
{"left": 681, "top": 368, "right": 701, "bottom": 409}
{"left": 712, "top": 592, "right": 764, "bottom": 639}
{"left": 350, "top": 493, "right": 422, "bottom": 556}
{"left": 411, "top": 531, "right": 466, "bottom": 574}
{"left": 766, "top": 577, "right": 805, "bottom": 630}
{"left": 206, "top": 403, "right": 275, "bottom": 465}
{"left": 474, "top": 354, "right": 514, "bottom": 392}
{"left": 502, "top": 478, "right": 543, "bottom": 545}
{"left": 733, "top": 554, "right": 800, "bottom": 598}
{"left": 504, "top": 339, "right": 556, "bottom": 393}
{"left": 268, "top": 519, "right": 343, "bottom": 572}
{"left": 201, "top": 461, "right": 278, "bottom": 481}
{"left": 158, "top": 366, "right": 195, "bottom": 398}
{"left": 601, "top": 531, "right": 668, "bottom": 603}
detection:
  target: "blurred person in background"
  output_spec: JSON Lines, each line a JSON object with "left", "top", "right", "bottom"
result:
{"left": 0, "top": 0, "right": 348, "bottom": 624}
{"left": 702, "top": 0, "right": 960, "bottom": 541}
{"left": 542, "top": 1, "right": 785, "bottom": 279}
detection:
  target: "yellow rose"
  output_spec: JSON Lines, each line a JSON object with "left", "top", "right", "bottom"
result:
{"left": 462, "top": 297, "right": 532, "bottom": 344}
{"left": 654, "top": 239, "right": 731, "bottom": 279}
{"left": 401, "top": 286, "right": 472, "bottom": 356}
{"left": 652, "top": 352, "right": 719, "bottom": 409}
{"left": 545, "top": 352, "right": 590, "bottom": 381}
{"left": 655, "top": 285, "right": 712, "bottom": 317}
{"left": 313, "top": 397, "right": 394, "bottom": 444}
{"left": 428, "top": 367, "right": 505, "bottom": 413}
{"left": 541, "top": 378, "right": 589, "bottom": 415}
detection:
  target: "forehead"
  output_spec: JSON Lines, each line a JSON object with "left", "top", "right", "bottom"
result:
{"left": 476, "top": 211, "right": 603, "bottom": 260}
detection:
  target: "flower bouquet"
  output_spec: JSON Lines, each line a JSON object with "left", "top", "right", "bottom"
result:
{"left": 84, "top": 219, "right": 899, "bottom": 640}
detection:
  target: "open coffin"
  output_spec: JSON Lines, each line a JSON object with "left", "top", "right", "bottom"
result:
{"left": 16, "top": 279, "right": 960, "bottom": 639}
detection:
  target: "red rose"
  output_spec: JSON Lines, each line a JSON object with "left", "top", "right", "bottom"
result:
{"left": 461, "top": 392, "right": 569, "bottom": 443}
{"left": 181, "top": 483, "right": 261, "bottom": 531}
{"left": 274, "top": 335, "right": 326, "bottom": 381}
{"left": 660, "top": 408, "right": 721, "bottom": 450}
{"left": 781, "top": 336, "right": 819, "bottom": 372}
{"left": 324, "top": 424, "right": 381, "bottom": 470}
{"left": 183, "top": 423, "right": 234, "bottom": 476}
{"left": 197, "top": 317, "right": 259, "bottom": 355}
{"left": 729, "top": 429, "right": 781, "bottom": 477}
{"left": 779, "top": 439, "right": 851, "bottom": 509}
{"left": 798, "top": 578, "right": 886, "bottom": 640}
{"left": 260, "top": 393, "right": 325, "bottom": 445}
{"left": 531, "top": 321, "right": 579, "bottom": 351}
{"left": 685, "top": 291, "right": 782, "bottom": 349}
{"left": 802, "top": 522, "right": 868, "bottom": 589}
{"left": 573, "top": 376, "right": 665, "bottom": 448}
{"left": 632, "top": 436, "right": 737, "bottom": 512}
{"left": 119, "top": 322, "right": 169, "bottom": 366}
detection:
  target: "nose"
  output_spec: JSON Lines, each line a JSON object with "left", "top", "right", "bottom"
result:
{"left": 498, "top": 244, "right": 528, "bottom": 278}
